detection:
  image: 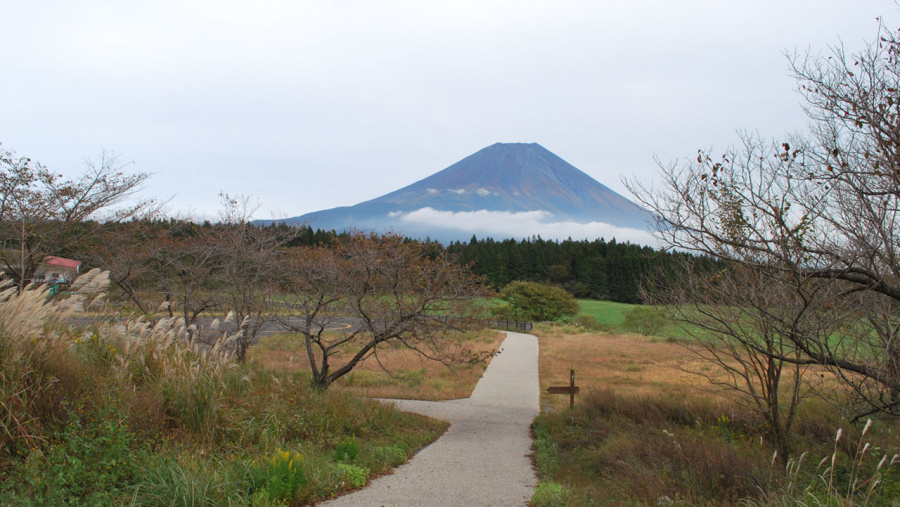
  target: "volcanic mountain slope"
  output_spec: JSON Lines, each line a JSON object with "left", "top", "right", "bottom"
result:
{"left": 282, "top": 143, "right": 653, "bottom": 243}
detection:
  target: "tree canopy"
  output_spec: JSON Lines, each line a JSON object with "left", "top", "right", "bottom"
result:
{"left": 499, "top": 280, "right": 579, "bottom": 322}
{"left": 0, "top": 146, "right": 154, "bottom": 291}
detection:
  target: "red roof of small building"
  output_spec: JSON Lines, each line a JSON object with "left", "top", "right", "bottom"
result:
{"left": 44, "top": 256, "right": 82, "bottom": 270}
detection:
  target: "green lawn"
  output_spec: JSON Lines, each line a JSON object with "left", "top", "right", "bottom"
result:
{"left": 576, "top": 299, "right": 637, "bottom": 326}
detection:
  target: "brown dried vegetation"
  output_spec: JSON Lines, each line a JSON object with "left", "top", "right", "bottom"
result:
{"left": 252, "top": 329, "right": 505, "bottom": 400}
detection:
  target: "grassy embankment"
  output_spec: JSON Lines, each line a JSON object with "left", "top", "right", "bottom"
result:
{"left": 530, "top": 300, "right": 900, "bottom": 506}
{"left": 0, "top": 273, "right": 452, "bottom": 506}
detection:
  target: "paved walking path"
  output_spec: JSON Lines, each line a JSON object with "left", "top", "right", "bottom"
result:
{"left": 319, "top": 331, "right": 540, "bottom": 507}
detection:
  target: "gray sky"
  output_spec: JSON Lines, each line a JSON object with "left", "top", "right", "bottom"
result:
{"left": 2, "top": 1, "right": 897, "bottom": 225}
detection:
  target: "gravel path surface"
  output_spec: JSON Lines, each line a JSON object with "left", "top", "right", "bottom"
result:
{"left": 319, "top": 331, "right": 539, "bottom": 507}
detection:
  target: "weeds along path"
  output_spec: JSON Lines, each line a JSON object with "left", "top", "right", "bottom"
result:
{"left": 319, "top": 331, "right": 539, "bottom": 507}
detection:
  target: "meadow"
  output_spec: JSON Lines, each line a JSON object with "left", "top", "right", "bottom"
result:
{"left": 530, "top": 303, "right": 900, "bottom": 506}
{"left": 248, "top": 298, "right": 900, "bottom": 505}
{"left": 575, "top": 299, "right": 636, "bottom": 327}
{"left": 0, "top": 275, "right": 449, "bottom": 506}
{"left": 6, "top": 278, "right": 898, "bottom": 506}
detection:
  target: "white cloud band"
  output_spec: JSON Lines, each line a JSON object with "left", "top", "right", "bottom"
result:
{"left": 396, "top": 207, "right": 656, "bottom": 244}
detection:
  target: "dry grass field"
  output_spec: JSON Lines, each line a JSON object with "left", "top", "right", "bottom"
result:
{"left": 536, "top": 324, "right": 719, "bottom": 410}
{"left": 250, "top": 329, "right": 506, "bottom": 400}
{"left": 252, "top": 324, "right": 720, "bottom": 405}
{"left": 530, "top": 324, "right": 900, "bottom": 506}
{"left": 249, "top": 322, "right": 900, "bottom": 504}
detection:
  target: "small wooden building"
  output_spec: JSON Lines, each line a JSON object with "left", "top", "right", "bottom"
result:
{"left": 33, "top": 256, "right": 82, "bottom": 285}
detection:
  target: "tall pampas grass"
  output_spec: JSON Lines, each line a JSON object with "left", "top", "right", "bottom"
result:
{"left": 0, "top": 270, "right": 240, "bottom": 462}
{"left": 743, "top": 420, "right": 898, "bottom": 506}
{"left": 0, "top": 272, "right": 106, "bottom": 460}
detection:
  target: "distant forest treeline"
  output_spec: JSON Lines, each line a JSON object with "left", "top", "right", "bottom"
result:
{"left": 258, "top": 225, "right": 697, "bottom": 303}
{"left": 54, "top": 221, "right": 701, "bottom": 304}
{"left": 445, "top": 236, "right": 690, "bottom": 303}
{"left": 267, "top": 225, "right": 701, "bottom": 304}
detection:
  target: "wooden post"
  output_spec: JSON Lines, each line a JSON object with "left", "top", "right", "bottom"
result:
{"left": 547, "top": 369, "right": 580, "bottom": 408}
{"left": 569, "top": 369, "right": 575, "bottom": 408}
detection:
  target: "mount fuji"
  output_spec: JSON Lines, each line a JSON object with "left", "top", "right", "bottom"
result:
{"left": 278, "top": 143, "right": 654, "bottom": 244}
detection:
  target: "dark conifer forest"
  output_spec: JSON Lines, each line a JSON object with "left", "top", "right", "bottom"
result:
{"left": 445, "top": 235, "right": 691, "bottom": 303}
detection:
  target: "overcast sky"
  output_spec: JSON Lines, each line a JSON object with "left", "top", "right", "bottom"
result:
{"left": 2, "top": 1, "right": 897, "bottom": 225}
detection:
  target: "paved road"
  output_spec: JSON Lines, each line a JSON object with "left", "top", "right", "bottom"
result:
{"left": 319, "top": 331, "right": 540, "bottom": 507}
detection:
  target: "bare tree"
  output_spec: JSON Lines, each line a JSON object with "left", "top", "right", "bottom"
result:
{"left": 0, "top": 145, "right": 154, "bottom": 291}
{"left": 627, "top": 20, "right": 900, "bottom": 420}
{"left": 645, "top": 259, "right": 848, "bottom": 463}
{"left": 153, "top": 223, "right": 222, "bottom": 331}
{"left": 87, "top": 220, "right": 164, "bottom": 315}
{"left": 213, "top": 193, "right": 285, "bottom": 362}
{"left": 89, "top": 194, "right": 296, "bottom": 361}
{"left": 88, "top": 218, "right": 218, "bottom": 323}
{"left": 275, "top": 233, "right": 490, "bottom": 389}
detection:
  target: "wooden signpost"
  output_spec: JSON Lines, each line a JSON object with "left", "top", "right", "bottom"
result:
{"left": 547, "top": 369, "right": 580, "bottom": 408}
